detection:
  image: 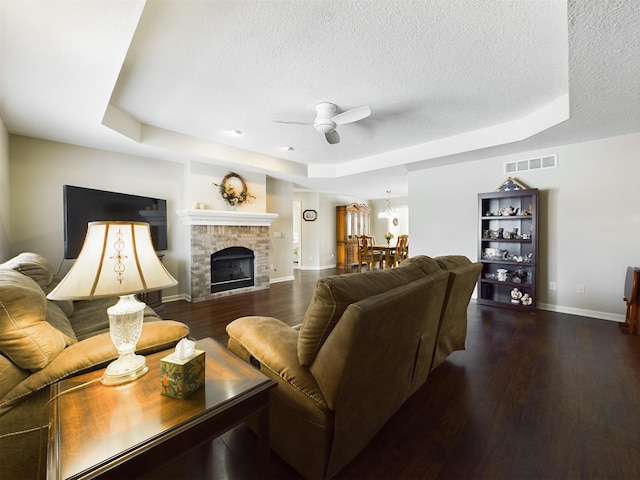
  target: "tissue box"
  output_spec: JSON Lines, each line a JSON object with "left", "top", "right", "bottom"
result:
{"left": 160, "top": 350, "right": 205, "bottom": 399}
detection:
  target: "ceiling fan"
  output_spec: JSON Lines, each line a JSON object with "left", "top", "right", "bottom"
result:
{"left": 275, "top": 102, "right": 372, "bottom": 144}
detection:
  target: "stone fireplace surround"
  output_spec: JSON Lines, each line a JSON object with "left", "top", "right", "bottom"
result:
{"left": 177, "top": 209, "right": 278, "bottom": 303}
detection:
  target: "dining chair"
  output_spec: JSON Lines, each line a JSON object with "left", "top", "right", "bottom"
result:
{"left": 390, "top": 235, "right": 409, "bottom": 267}
{"left": 357, "top": 235, "right": 383, "bottom": 272}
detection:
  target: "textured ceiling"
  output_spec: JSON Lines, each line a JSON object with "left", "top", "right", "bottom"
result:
{"left": 1, "top": 0, "right": 639, "bottom": 199}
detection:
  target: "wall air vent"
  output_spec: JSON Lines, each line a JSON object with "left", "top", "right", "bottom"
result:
{"left": 504, "top": 154, "right": 556, "bottom": 174}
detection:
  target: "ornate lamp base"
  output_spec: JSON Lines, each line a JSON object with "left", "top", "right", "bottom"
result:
{"left": 101, "top": 294, "right": 149, "bottom": 386}
{"left": 101, "top": 353, "right": 149, "bottom": 386}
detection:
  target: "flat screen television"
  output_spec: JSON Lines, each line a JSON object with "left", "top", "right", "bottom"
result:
{"left": 63, "top": 185, "right": 168, "bottom": 259}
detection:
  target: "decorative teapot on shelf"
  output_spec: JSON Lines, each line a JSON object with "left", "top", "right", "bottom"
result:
{"left": 499, "top": 206, "right": 519, "bottom": 216}
{"left": 497, "top": 268, "right": 509, "bottom": 282}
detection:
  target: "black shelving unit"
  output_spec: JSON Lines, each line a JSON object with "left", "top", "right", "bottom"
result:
{"left": 477, "top": 188, "right": 539, "bottom": 310}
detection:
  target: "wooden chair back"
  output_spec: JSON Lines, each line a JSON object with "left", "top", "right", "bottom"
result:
{"left": 357, "top": 236, "right": 381, "bottom": 272}
{"left": 392, "top": 235, "right": 409, "bottom": 267}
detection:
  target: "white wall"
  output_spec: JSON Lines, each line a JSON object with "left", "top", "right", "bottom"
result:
{"left": 295, "top": 192, "right": 322, "bottom": 269}
{"left": 409, "top": 131, "right": 640, "bottom": 320}
{"left": 293, "top": 191, "right": 369, "bottom": 270}
{"left": 188, "top": 160, "right": 266, "bottom": 212}
{"left": 319, "top": 193, "right": 340, "bottom": 267}
{"left": 266, "top": 176, "right": 294, "bottom": 282}
{"left": 0, "top": 118, "right": 9, "bottom": 260}
{"left": 370, "top": 196, "right": 409, "bottom": 245}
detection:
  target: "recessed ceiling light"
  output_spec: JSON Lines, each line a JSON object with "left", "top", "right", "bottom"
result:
{"left": 282, "top": 146, "right": 294, "bottom": 152}
{"left": 226, "top": 129, "right": 243, "bottom": 136}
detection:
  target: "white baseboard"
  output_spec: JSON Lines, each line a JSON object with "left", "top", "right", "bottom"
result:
{"left": 470, "top": 294, "right": 623, "bottom": 322}
{"left": 163, "top": 294, "right": 190, "bottom": 303}
{"left": 537, "top": 303, "right": 623, "bottom": 323}
{"left": 296, "top": 264, "right": 337, "bottom": 271}
{"left": 270, "top": 275, "right": 295, "bottom": 284}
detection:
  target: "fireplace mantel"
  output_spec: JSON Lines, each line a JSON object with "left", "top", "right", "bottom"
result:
{"left": 176, "top": 209, "right": 278, "bottom": 226}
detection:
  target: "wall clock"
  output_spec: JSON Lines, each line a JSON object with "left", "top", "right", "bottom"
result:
{"left": 303, "top": 209, "right": 317, "bottom": 221}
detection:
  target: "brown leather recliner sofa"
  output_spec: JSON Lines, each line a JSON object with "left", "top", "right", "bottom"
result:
{"left": 226, "top": 255, "right": 482, "bottom": 479}
{"left": 0, "top": 253, "right": 190, "bottom": 479}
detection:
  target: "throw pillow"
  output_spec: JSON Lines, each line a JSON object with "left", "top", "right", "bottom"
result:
{"left": 0, "top": 252, "right": 54, "bottom": 290}
{"left": 0, "top": 270, "right": 66, "bottom": 370}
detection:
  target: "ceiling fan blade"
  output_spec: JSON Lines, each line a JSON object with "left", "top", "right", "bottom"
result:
{"left": 325, "top": 130, "right": 340, "bottom": 144}
{"left": 332, "top": 106, "right": 371, "bottom": 125}
{"left": 273, "top": 120, "right": 312, "bottom": 126}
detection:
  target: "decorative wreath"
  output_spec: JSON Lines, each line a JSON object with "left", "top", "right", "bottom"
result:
{"left": 213, "top": 172, "right": 256, "bottom": 206}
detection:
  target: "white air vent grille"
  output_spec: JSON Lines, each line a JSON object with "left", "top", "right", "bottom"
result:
{"left": 504, "top": 155, "right": 556, "bottom": 174}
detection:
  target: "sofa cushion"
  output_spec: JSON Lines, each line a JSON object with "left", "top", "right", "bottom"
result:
{"left": 44, "top": 276, "right": 75, "bottom": 317}
{"left": 297, "top": 263, "right": 426, "bottom": 366}
{"left": 68, "top": 296, "right": 116, "bottom": 340}
{"left": 0, "top": 270, "right": 66, "bottom": 370}
{"left": 0, "top": 252, "right": 75, "bottom": 317}
{"left": 434, "top": 254, "right": 472, "bottom": 270}
{"left": 0, "top": 252, "right": 54, "bottom": 290}
{"left": 0, "top": 354, "right": 29, "bottom": 399}
{"left": 399, "top": 255, "right": 441, "bottom": 274}
{"left": 45, "top": 300, "right": 78, "bottom": 346}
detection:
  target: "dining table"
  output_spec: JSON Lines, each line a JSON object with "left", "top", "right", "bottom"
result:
{"left": 373, "top": 245, "right": 396, "bottom": 269}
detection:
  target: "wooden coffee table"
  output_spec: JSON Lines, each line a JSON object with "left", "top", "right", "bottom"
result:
{"left": 47, "top": 337, "right": 276, "bottom": 479}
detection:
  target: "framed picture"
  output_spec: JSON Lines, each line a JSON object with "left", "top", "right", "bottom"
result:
{"left": 303, "top": 209, "right": 317, "bottom": 222}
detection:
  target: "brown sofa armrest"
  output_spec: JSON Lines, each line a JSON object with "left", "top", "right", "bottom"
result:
{"left": 431, "top": 261, "right": 483, "bottom": 370}
{"left": 0, "top": 320, "right": 189, "bottom": 414}
{"left": 227, "top": 316, "right": 327, "bottom": 410}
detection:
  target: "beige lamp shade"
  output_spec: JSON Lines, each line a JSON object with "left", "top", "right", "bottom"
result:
{"left": 47, "top": 221, "right": 177, "bottom": 301}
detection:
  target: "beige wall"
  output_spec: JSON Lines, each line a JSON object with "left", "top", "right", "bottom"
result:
{"left": 266, "top": 176, "right": 294, "bottom": 282}
{"left": 9, "top": 135, "right": 186, "bottom": 297}
{"left": 409, "top": 131, "right": 640, "bottom": 321}
{"left": 188, "top": 160, "right": 266, "bottom": 212}
{"left": 369, "top": 196, "right": 409, "bottom": 245}
{"left": 0, "top": 118, "right": 9, "bottom": 260}
{"left": 293, "top": 191, "right": 369, "bottom": 270}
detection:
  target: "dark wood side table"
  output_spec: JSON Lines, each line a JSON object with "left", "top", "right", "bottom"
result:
{"left": 47, "top": 338, "right": 276, "bottom": 479}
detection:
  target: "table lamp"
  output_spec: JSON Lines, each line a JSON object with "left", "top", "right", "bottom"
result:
{"left": 47, "top": 221, "right": 178, "bottom": 385}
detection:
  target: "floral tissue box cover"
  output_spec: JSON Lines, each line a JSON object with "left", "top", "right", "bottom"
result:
{"left": 160, "top": 350, "right": 205, "bottom": 399}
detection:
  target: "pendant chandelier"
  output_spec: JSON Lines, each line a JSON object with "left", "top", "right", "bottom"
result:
{"left": 378, "top": 191, "right": 399, "bottom": 219}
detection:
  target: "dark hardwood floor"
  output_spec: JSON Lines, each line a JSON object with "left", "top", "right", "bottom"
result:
{"left": 163, "top": 268, "right": 640, "bottom": 479}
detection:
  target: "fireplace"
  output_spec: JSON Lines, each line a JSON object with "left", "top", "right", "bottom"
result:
{"left": 211, "top": 247, "right": 255, "bottom": 293}
{"left": 177, "top": 209, "right": 278, "bottom": 303}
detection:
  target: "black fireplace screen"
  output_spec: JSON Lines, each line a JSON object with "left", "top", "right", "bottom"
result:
{"left": 210, "top": 247, "right": 255, "bottom": 293}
